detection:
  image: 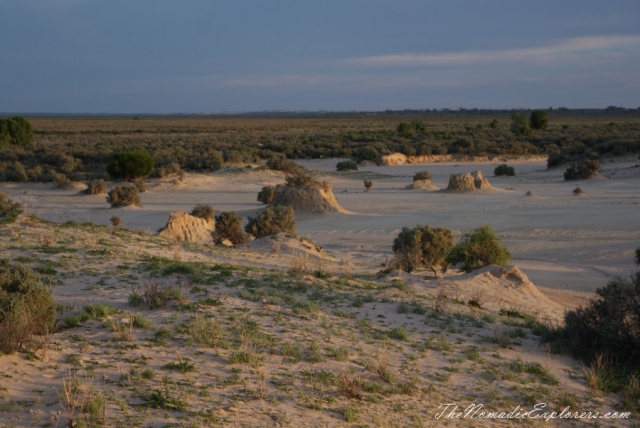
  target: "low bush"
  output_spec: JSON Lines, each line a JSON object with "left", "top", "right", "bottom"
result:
{"left": 52, "top": 172, "right": 70, "bottom": 188}
{"left": 0, "top": 192, "right": 22, "bottom": 218}
{"left": 285, "top": 168, "right": 314, "bottom": 187}
{"left": 106, "top": 186, "right": 140, "bottom": 207}
{"left": 546, "top": 153, "right": 565, "bottom": 168}
{"left": 564, "top": 159, "right": 600, "bottom": 180}
{"left": 392, "top": 225, "right": 454, "bottom": 273}
{"left": 364, "top": 180, "right": 373, "bottom": 192}
{"left": 0, "top": 116, "right": 33, "bottom": 146}
{"left": 191, "top": 204, "right": 214, "bottom": 222}
{"left": 336, "top": 161, "right": 358, "bottom": 171}
{"left": 134, "top": 179, "right": 146, "bottom": 193}
{"left": 153, "top": 162, "right": 181, "bottom": 178}
{"left": 245, "top": 206, "right": 296, "bottom": 238}
{"left": 494, "top": 164, "right": 515, "bottom": 176}
{"left": 563, "top": 271, "right": 640, "bottom": 366}
{"left": 413, "top": 171, "right": 432, "bottom": 182}
{"left": 267, "top": 157, "right": 301, "bottom": 174}
{"left": 446, "top": 225, "right": 511, "bottom": 272}
{"left": 0, "top": 260, "right": 56, "bottom": 354}
{"left": 106, "top": 150, "right": 155, "bottom": 181}
{"left": 257, "top": 186, "right": 276, "bottom": 204}
{"left": 86, "top": 179, "right": 107, "bottom": 195}
{"left": 213, "top": 211, "right": 250, "bottom": 245}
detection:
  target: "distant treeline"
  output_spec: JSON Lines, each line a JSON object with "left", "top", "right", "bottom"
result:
{"left": 0, "top": 113, "right": 639, "bottom": 182}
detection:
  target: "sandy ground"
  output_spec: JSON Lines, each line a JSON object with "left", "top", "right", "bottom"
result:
{"left": 1, "top": 158, "right": 639, "bottom": 427}
{"left": 2, "top": 157, "right": 638, "bottom": 297}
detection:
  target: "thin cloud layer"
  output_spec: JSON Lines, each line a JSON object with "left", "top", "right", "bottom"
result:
{"left": 347, "top": 35, "right": 640, "bottom": 67}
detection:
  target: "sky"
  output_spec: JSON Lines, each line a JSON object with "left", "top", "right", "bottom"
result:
{"left": 1, "top": 0, "right": 640, "bottom": 114}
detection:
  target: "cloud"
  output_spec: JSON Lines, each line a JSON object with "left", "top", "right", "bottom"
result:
{"left": 346, "top": 35, "right": 640, "bottom": 67}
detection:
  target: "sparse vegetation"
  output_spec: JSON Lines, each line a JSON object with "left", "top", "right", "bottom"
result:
{"left": 85, "top": 179, "right": 106, "bottom": 195}
{"left": 191, "top": 204, "right": 214, "bottom": 222}
{"left": 213, "top": 211, "right": 251, "bottom": 244}
{"left": 494, "top": 164, "right": 515, "bottom": 176}
{"left": 257, "top": 186, "right": 276, "bottom": 204}
{"left": 0, "top": 192, "right": 22, "bottom": 219}
{"left": 447, "top": 225, "right": 511, "bottom": 272}
{"left": 363, "top": 180, "right": 372, "bottom": 192}
{"left": 0, "top": 260, "right": 56, "bottom": 354}
{"left": 564, "top": 159, "right": 600, "bottom": 180}
{"left": 245, "top": 206, "right": 296, "bottom": 238}
{"left": 413, "top": 171, "right": 432, "bottom": 182}
{"left": 106, "top": 186, "right": 140, "bottom": 207}
{"left": 392, "top": 225, "right": 454, "bottom": 274}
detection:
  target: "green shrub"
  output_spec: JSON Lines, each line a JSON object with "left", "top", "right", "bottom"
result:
{"left": 336, "top": 161, "right": 358, "bottom": 171}
{"left": 285, "top": 168, "right": 314, "bottom": 187}
{"left": 105, "top": 150, "right": 155, "bottom": 181}
{"left": 0, "top": 116, "right": 33, "bottom": 146}
{"left": 413, "top": 171, "right": 432, "bottom": 182}
{"left": 86, "top": 179, "right": 106, "bottom": 195}
{"left": 530, "top": 110, "right": 549, "bottom": 130}
{"left": 0, "top": 192, "right": 22, "bottom": 218}
{"left": 0, "top": 161, "right": 28, "bottom": 182}
{"left": 562, "top": 271, "right": 640, "bottom": 366}
{"left": 489, "top": 119, "right": 499, "bottom": 129}
{"left": 546, "top": 153, "right": 565, "bottom": 168}
{"left": 446, "top": 225, "right": 511, "bottom": 272}
{"left": 494, "top": 164, "right": 515, "bottom": 176}
{"left": 245, "top": 206, "right": 296, "bottom": 238}
{"left": 510, "top": 112, "right": 532, "bottom": 136}
{"left": 267, "top": 157, "right": 301, "bottom": 174}
{"left": 191, "top": 204, "right": 214, "bottom": 222}
{"left": 106, "top": 186, "right": 140, "bottom": 207}
{"left": 257, "top": 186, "right": 276, "bottom": 204}
{"left": 213, "top": 211, "right": 251, "bottom": 245}
{"left": 0, "top": 260, "right": 56, "bottom": 354}
{"left": 564, "top": 159, "right": 599, "bottom": 180}
{"left": 392, "top": 225, "right": 454, "bottom": 273}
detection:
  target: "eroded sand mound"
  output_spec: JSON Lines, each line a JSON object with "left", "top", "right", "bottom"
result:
{"left": 376, "top": 152, "right": 546, "bottom": 166}
{"left": 444, "top": 265, "right": 563, "bottom": 322}
{"left": 271, "top": 182, "right": 346, "bottom": 214}
{"left": 408, "top": 179, "right": 436, "bottom": 190}
{"left": 158, "top": 211, "right": 215, "bottom": 244}
{"left": 445, "top": 171, "right": 491, "bottom": 191}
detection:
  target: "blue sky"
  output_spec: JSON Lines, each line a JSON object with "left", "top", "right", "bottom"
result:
{"left": 1, "top": 0, "right": 639, "bottom": 113}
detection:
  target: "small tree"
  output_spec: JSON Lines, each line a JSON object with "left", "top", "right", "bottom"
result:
{"left": 446, "top": 225, "right": 511, "bottom": 272}
{"left": 494, "top": 164, "right": 515, "bottom": 176}
{"left": 530, "top": 110, "right": 549, "bottom": 130}
{"left": 245, "top": 206, "right": 296, "bottom": 238}
{"left": 213, "top": 211, "right": 250, "bottom": 245}
{"left": 191, "top": 204, "right": 214, "bottom": 222}
{"left": 0, "top": 116, "right": 33, "bottom": 146}
{"left": 364, "top": 180, "right": 373, "bottom": 192}
{"left": 106, "top": 186, "right": 140, "bottom": 207}
{"left": 106, "top": 150, "right": 155, "bottom": 181}
{"left": 489, "top": 119, "right": 499, "bottom": 129}
{"left": 336, "top": 161, "right": 358, "bottom": 171}
{"left": 0, "top": 260, "right": 56, "bottom": 354}
{"left": 257, "top": 186, "right": 276, "bottom": 204}
{"left": 396, "top": 122, "right": 415, "bottom": 139}
{"left": 392, "top": 225, "right": 454, "bottom": 275}
{"left": 510, "top": 113, "right": 532, "bottom": 136}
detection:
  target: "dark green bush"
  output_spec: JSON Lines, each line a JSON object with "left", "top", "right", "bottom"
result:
{"left": 0, "top": 260, "right": 56, "bottom": 354}
{"left": 86, "top": 179, "right": 107, "bottom": 195}
{"left": 106, "top": 186, "right": 140, "bottom": 207}
{"left": 547, "top": 153, "right": 565, "bottom": 168}
{"left": 392, "top": 225, "right": 454, "bottom": 273}
{"left": 494, "top": 164, "right": 515, "bottom": 176}
{"left": 245, "top": 206, "right": 296, "bottom": 238}
{"left": 0, "top": 192, "right": 23, "bottom": 218}
{"left": 257, "top": 186, "right": 276, "bottom": 204}
{"left": 106, "top": 150, "right": 155, "bottom": 181}
{"left": 0, "top": 116, "right": 33, "bottom": 146}
{"left": 489, "top": 119, "right": 499, "bottom": 129}
{"left": 267, "top": 157, "right": 301, "bottom": 174}
{"left": 396, "top": 122, "right": 415, "bottom": 139}
{"left": 564, "top": 159, "right": 600, "bottom": 180}
{"left": 191, "top": 204, "right": 214, "bottom": 222}
{"left": 213, "top": 211, "right": 250, "bottom": 245}
{"left": 563, "top": 272, "right": 640, "bottom": 366}
{"left": 510, "top": 113, "right": 532, "bottom": 136}
{"left": 635, "top": 248, "right": 640, "bottom": 266}
{"left": 446, "top": 225, "right": 511, "bottom": 272}
{"left": 336, "top": 161, "right": 358, "bottom": 171}
{"left": 0, "top": 161, "right": 28, "bottom": 182}
{"left": 530, "top": 110, "right": 549, "bottom": 130}
{"left": 413, "top": 171, "right": 432, "bottom": 182}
